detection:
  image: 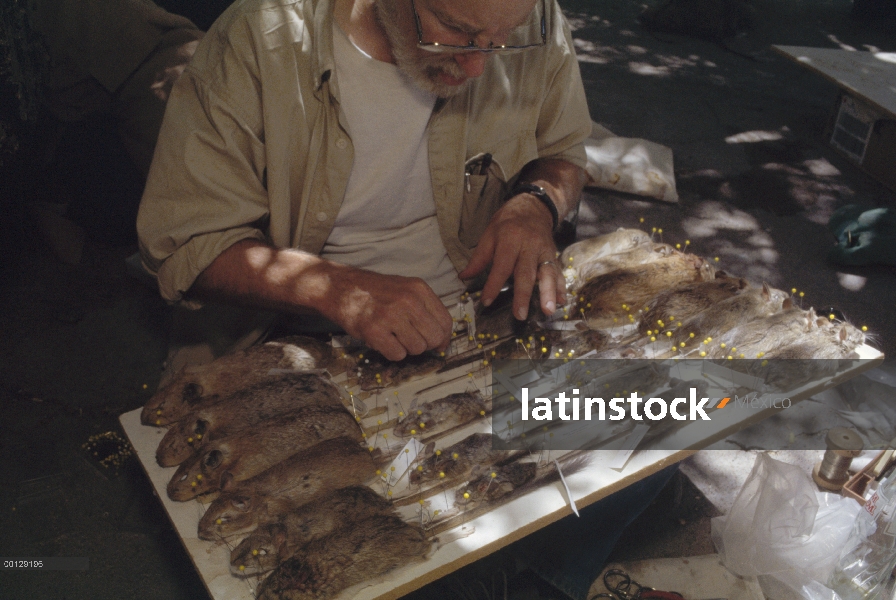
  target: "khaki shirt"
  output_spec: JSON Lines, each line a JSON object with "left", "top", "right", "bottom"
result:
{"left": 137, "top": 0, "right": 591, "bottom": 303}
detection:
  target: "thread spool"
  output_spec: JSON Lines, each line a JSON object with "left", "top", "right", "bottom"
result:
{"left": 813, "top": 427, "right": 864, "bottom": 491}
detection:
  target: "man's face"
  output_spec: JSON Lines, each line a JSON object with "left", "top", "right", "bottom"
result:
{"left": 374, "top": 0, "right": 539, "bottom": 97}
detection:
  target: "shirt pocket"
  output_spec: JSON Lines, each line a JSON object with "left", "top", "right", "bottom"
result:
{"left": 459, "top": 153, "right": 507, "bottom": 249}
{"left": 458, "top": 131, "right": 539, "bottom": 249}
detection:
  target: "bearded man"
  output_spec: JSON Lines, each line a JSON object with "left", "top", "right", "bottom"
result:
{"left": 136, "top": 3, "right": 680, "bottom": 597}
{"left": 137, "top": 0, "right": 591, "bottom": 359}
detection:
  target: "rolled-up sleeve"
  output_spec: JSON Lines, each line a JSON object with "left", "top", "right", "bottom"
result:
{"left": 136, "top": 17, "right": 270, "bottom": 303}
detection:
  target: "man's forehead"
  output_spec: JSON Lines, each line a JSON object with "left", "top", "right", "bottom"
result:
{"left": 424, "top": 0, "right": 540, "bottom": 33}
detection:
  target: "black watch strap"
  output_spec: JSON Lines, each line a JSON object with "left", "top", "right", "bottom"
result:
{"left": 510, "top": 183, "right": 560, "bottom": 232}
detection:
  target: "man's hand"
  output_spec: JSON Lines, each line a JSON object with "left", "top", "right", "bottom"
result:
{"left": 458, "top": 194, "right": 565, "bottom": 320}
{"left": 315, "top": 267, "right": 454, "bottom": 361}
{"left": 191, "top": 240, "right": 453, "bottom": 361}
{"left": 458, "top": 159, "right": 586, "bottom": 321}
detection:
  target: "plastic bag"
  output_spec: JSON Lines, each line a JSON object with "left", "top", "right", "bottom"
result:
{"left": 712, "top": 453, "right": 862, "bottom": 600}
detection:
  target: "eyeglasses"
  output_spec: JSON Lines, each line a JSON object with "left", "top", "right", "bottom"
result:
{"left": 411, "top": 0, "right": 547, "bottom": 55}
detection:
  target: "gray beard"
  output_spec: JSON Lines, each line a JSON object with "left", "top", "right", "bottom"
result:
{"left": 373, "top": 0, "right": 470, "bottom": 98}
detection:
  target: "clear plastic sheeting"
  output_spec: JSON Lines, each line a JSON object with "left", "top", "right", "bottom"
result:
{"left": 712, "top": 453, "right": 861, "bottom": 600}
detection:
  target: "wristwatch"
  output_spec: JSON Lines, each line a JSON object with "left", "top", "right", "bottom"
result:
{"left": 510, "top": 182, "right": 560, "bottom": 232}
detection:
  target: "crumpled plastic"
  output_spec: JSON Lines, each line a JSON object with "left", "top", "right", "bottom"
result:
{"left": 712, "top": 453, "right": 862, "bottom": 600}
{"left": 584, "top": 122, "right": 679, "bottom": 203}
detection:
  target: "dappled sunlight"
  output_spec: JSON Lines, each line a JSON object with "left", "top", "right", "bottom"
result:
{"left": 837, "top": 272, "right": 867, "bottom": 291}
{"left": 563, "top": 5, "right": 744, "bottom": 82}
{"left": 802, "top": 158, "right": 841, "bottom": 177}
{"left": 572, "top": 38, "right": 618, "bottom": 64}
{"left": 562, "top": 0, "right": 896, "bottom": 360}
{"left": 677, "top": 139, "right": 855, "bottom": 227}
{"left": 682, "top": 201, "right": 761, "bottom": 236}
{"left": 680, "top": 201, "right": 780, "bottom": 282}
{"left": 564, "top": 14, "right": 610, "bottom": 32}
{"left": 571, "top": 33, "right": 727, "bottom": 80}
{"left": 572, "top": 39, "right": 720, "bottom": 77}
{"left": 705, "top": 239, "right": 779, "bottom": 283}
{"left": 628, "top": 62, "right": 671, "bottom": 77}
{"left": 626, "top": 52, "right": 712, "bottom": 77}
{"left": 748, "top": 160, "right": 847, "bottom": 226}
{"left": 561, "top": 0, "right": 769, "bottom": 86}
{"left": 725, "top": 130, "right": 786, "bottom": 144}
{"left": 745, "top": 230, "right": 775, "bottom": 248}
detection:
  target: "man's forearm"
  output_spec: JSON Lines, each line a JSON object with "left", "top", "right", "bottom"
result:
{"left": 517, "top": 158, "right": 588, "bottom": 224}
{"left": 189, "top": 239, "right": 454, "bottom": 361}
{"left": 190, "top": 239, "right": 334, "bottom": 315}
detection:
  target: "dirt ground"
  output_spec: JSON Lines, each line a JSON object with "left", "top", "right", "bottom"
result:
{"left": 0, "top": 0, "right": 894, "bottom": 598}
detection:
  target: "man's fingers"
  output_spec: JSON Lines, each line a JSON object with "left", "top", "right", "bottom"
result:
{"left": 481, "top": 246, "right": 519, "bottom": 310}
{"left": 421, "top": 295, "right": 454, "bottom": 348}
{"left": 368, "top": 330, "right": 409, "bottom": 362}
{"left": 538, "top": 261, "right": 565, "bottom": 316}
{"left": 333, "top": 270, "right": 454, "bottom": 360}
{"left": 392, "top": 322, "right": 429, "bottom": 357}
{"left": 511, "top": 256, "right": 538, "bottom": 321}
{"left": 458, "top": 233, "right": 496, "bottom": 281}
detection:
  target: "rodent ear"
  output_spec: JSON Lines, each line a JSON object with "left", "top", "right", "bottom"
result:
{"left": 782, "top": 297, "right": 793, "bottom": 310}
{"left": 230, "top": 494, "right": 253, "bottom": 511}
{"left": 840, "top": 326, "right": 848, "bottom": 341}
{"left": 203, "top": 449, "right": 223, "bottom": 471}
{"left": 761, "top": 282, "right": 771, "bottom": 301}
{"left": 220, "top": 470, "right": 235, "bottom": 490}
{"left": 423, "top": 441, "right": 436, "bottom": 457}
{"left": 182, "top": 382, "right": 204, "bottom": 403}
{"left": 271, "top": 526, "right": 288, "bottom": 555}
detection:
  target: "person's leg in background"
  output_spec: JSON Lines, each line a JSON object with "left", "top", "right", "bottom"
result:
{"left": 507, "top": 464, "right": 680, "bottom": 600}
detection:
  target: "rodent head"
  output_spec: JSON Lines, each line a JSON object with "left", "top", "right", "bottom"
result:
{"left": 156, "top": 417, "right": 209, "bottom": 467}
{"left": 394, "top": 409, "right": 432, "bottom": 438}
{"left": 230, "top": 524, "right": 285, "bottom": 576}
{"left": 166, "top": 443, "right": 231, "bottom": 501}
{"left": 140, "top": 371, "right": 216, "bottom": 426}
{"left": 695, "top": 257, "right": 715, "bottom": 281}
{"left": 831, "top": 321, "right": 867, "bottom": 353}
{"left": 408, "top": 443, "right": 441, "bottom": 485}
{"left": 761, "top": 283, "right": 790, "bottom": 310}
{"left": 198, "top": 492, "right": 260, "bottom": 540}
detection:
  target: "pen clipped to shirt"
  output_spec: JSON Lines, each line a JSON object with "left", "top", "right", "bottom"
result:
{"left": 464, "top": 152, "right": 493, "bottom": 192}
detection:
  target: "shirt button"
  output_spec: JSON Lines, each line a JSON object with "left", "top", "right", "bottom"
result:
{"left": 316, "top": 211, "right": 328, "bottom": 222}
{"left": 335, "top": 138, "right": 347, "bottom": 149}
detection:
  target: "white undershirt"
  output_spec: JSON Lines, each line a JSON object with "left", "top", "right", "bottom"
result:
{"left": 320, "top": 22, "right": 465, "bottom": 304}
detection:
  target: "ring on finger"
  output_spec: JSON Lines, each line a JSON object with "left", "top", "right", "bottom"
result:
{"left": 538, "top": 260, "right": 560, "bottom": 271}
